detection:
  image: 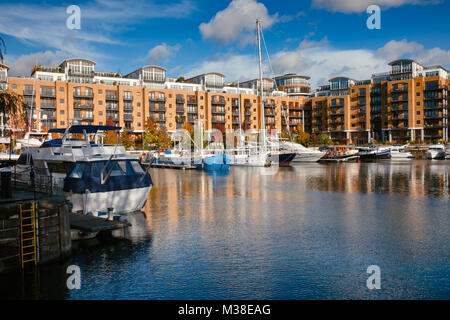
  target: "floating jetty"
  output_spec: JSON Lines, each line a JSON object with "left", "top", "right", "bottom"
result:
{"left": 150, "top": 163, "right": 196, "bottom": 170}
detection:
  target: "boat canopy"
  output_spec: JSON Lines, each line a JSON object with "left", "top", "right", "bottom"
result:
{"left": 49, "top": 125, "right": 121, "bottom": 134}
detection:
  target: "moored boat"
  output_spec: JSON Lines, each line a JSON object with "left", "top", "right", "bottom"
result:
{"left": 12, "top": 124, "right": 153, "bottom": 217}
{"left": 426, "top": 144, "right": 446, "bottom": 159}
{"left": 319, "top": 146, "right": 359, "bottom": 162}
{"left": 359, "top": 146, "right": 391, "bottom": 161}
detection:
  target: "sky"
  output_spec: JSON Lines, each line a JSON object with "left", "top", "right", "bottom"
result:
{"left": 0, "top": 0, "right": 449, "bottom": 88}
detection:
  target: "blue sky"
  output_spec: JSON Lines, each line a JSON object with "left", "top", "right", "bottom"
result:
{"left": 0, "top": 0, "right": 449, "bottom": 87}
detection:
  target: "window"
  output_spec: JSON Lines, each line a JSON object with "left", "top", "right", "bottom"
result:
{"left": 99, "top": 122, "right": 103, "bottom": 125}
{"left": 68, "top": 163, "right": 84, "bottom": 178}
{"left": 60, "top": 110, "right": 65, "bottom": 115}
{"left": 416, "top": 102, "right": 420, "bottom": 106}
{"left": 98, "top": 101, "right": 103, "bottom": 105}
{"left": 12, "top": 84, "right": 17, "bottom": 90}
{"left": 98, "top": 90, "right": 103, "bottom": 94}
{"left": 60, "top": 121, "right": 65, "bottom": 126}
{"left": 416, "top": 82, "right": 420, "bottom": 87}
{"left": 416, "top": 92, "right": 420, "bottom": 97}
{"left": 60, "top": 99, "right": 64, "bottom": 104}
{"left": 417, "top": 120, "right": 421, "bottom": 125}
{"left": 417, "top": 111, "right": 420, "bottom": 115}
{"left": 60, "top": 87, "right": 64, "bottom": 92}
{"left": 99, "top": 111, "right": 103, "bottom": 116}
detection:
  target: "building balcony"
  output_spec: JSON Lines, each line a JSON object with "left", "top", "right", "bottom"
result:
{"left": 423, "top": 105, "right": 443, "bottom": 111}
{"left": 149, "top": 106, "right": 166, "bottom": 112}
{"left": 212, "top": 109, "right": 226, "bottom": 115}
{"left": 187, "top": 99, "right": 198, "bottom": 105}
{"left": 124, "top": 126, "right": 135, "bottom": 132}
{"left": 40, "top": 104, "right": 56, "bottom": 110}
{"left": 123, "top": 106, "right": 133, "bottom": 112}
{"left": 176, "top": 107, "right": 185, "bottom": 114}
{"left": 40, "top": 92, "right": 56, "bottom": 98}
{"left": 176, "top": 97, "right": 185, "bottom": 104}
{"left": 123, "top": 114, "right": 134, "bottom": 121}
{"left": 187, "top": 109, "right": 197, "bottom": 115}
{"left": 423, "top": 86, "right": 445, "bottom": 92}
{"left": 106, "top": 105, "right": 118, "bottom": 111}
{"left": 211, "top": 99, "right": 226, "bottom": 105}
{"left": 23, "top": 90, "right": 36, "bottom": 96}
{"left": 74, "top": 92, "right": 95, "bottom": 99}
{"left": 123, "top": 96, "right": 133, "bottom": 102}
{"left": 391, "top": 87, "right": 408, "bottom": 93}
{"left": 74, "top": 102, "right": 94, "bottom": 109}
{"left": 149, "top": 97, "right": 166, "bottom": 103}
{"left": 212, "top": 118, "right": 225, "bottom": 124}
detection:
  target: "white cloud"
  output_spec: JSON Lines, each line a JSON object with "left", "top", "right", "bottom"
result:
{"left": 199, "top": 0, "right": 278, "bottom": 45}
{"left": 146, "top": 43, "right": 181, "bottom": 64}
{"left": 185, "top": 38, "right": 450, "bottom": 89}
{"left": 311, "top": 0, "right": 442, "bottom": 13}
{"left": 5, "top": 51, "right": 68, "bottom": 76}
{"left": 0, "top": 0, "right": 195, "bottom": 60}
{"left": 185, "top": 53, "right": 260, "bottom": 81}
{"left": 376, "top": 39, "right": 450, "bottom": 66}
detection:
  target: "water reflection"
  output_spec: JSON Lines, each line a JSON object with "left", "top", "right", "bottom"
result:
{"left": 2, "top": 162, "right": 449, "bottom": 300}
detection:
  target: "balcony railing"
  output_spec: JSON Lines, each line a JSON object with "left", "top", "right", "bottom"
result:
{"left": 149, "top": 106, "right": 166, "bottom": 112}
{"left": 74, "top": 102, "right": 94, "bottom": 109}
{"left": 123, "top": 105, "right": 133, "bottom": 112}
{"left": 123, "top": 114, "right": 134, "bottom": 121}
{"left": 105, "top": 94, "right": 118, "bottom": 101}
{"left": 123, "top": 96, "right": 133, "bottom": 101}
{"left": 74, "top": 92, "right": 94, "bottom": 99}
{"left": 149, "top": 96, "right": 166, "bottom": 103}
{"left": 40, "top": 91, "right": 56, "bottom": 98}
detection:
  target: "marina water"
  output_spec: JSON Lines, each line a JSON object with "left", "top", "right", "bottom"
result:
{"left": 1, "top": 161, "right": 449, "bottom": 299}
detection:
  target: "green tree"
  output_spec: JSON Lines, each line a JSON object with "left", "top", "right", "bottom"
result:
{"left": 176, "top": 76, "right": 185, "bottom": 83}
{"left": 295, "top": 125, "right": 311, "bottom": 146}
{"left": 319, "top": 133, "right": 331, "bottom": 145}
{"left": 143, "top": 117, "right": 158, "bottom": 149}
{"left": 120, "top": 131, "right": 135, "bottom": 149}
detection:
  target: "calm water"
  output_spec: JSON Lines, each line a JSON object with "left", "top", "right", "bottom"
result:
{"left": 1, "top": 160, "right": 449, "bottom": 300}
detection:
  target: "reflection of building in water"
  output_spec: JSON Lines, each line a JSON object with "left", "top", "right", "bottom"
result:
{"left": 293, "top": 162, "right": 448, "bottom": 199}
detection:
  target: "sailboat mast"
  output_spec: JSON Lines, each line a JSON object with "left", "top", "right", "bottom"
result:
{"left": 256, "top": 19, "right": 266, "bottom": 149}
{"left": 237, "top": 81, "right": 242, "bottom": 137}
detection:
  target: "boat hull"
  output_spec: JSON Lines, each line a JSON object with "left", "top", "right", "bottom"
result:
{"left": 292, "top": 152, "right": 325, "bottom": 163}
{"left": 359, "top": 149, "right": 391, "bottom": 160}
{"left": 426, "top": 151, "right": 445, "bottom": 160}
{"left": 268, "top": 152, "right": 296, "bottom": 165}
{"left": 67, "top": 186, "right": 152, "bottom": 215}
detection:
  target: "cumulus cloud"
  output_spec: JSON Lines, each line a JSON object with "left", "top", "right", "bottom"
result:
{"left": 311, "top": 0, "right": 442, "bottom": 13}
{"left": 376, "top": 39, "right": 450, "bottom": 66}
{"left": 0, "top": 0, "right": 195, "bottom": 60}
{"left": 146, "top": 43, "right": 181, "bottom": 64}
{"left": 185, "top": 38, "right": 450, "bottom": 89}
{"left": 199, "top": 0, "right": 278, "bottom": 45}
{"left": 5, "top": 51, "right": 68, "bottom": 76}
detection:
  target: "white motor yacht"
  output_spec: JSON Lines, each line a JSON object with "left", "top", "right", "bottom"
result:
{"left": 13, "top": 124, "right": 152, "bottom": 216}
{"left": 390, "top": 145, "right": 415, "bottom": 160}
{"left": 426, "top": 144, "right": 446, "bottom": 160}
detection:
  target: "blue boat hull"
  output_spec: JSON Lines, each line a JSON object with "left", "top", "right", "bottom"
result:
{"left": 200, "top": 155, "right": 231, "bottom": 171}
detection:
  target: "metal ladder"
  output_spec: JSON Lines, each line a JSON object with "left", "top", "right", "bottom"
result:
{"left": 19, "top": 202, "right": 38, "bottom": 269}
